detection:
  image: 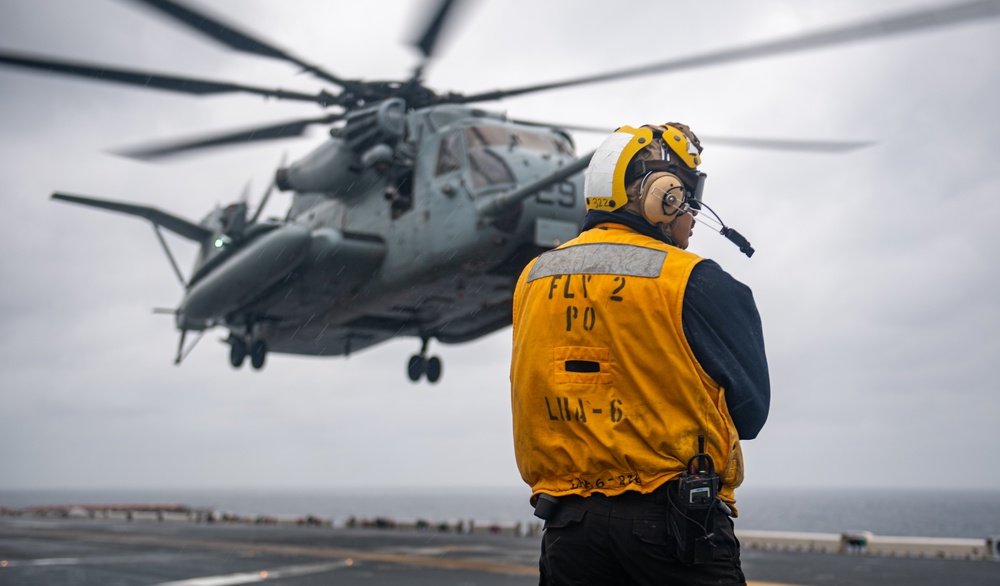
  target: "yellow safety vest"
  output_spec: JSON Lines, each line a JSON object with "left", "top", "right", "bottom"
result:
{"left": 511, "top": 223, "right": 744, "bottom": 507}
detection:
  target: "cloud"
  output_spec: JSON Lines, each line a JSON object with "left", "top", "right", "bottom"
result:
{"left": 1, "top": 0, "right": 998, "bottom": 494}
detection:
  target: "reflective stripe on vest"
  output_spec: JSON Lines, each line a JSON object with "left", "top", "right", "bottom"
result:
{"left": 527, "top": 243, "right": 668, "bottom": 281}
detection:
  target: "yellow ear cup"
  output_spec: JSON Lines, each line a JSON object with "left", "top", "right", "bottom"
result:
{"left": 640, "top": 173, "right": 686, "bottom": 225}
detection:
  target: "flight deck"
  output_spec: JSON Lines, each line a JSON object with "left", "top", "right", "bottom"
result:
{"left": 2, "top": 515, "right": 998, "bottom": 585}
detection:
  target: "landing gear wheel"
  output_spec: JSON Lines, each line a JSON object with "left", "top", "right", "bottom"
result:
{"left": 230, "top": 338, "right": 247, "bottom": 368}
{"left": 408, "top": 338, "right": 443, "bottom": 383}
{"left": 407, "top": 355, "right": 425, "bottom": 382}
{"left": 425, "top": 356, "right": 442, "bottom": 383}
{"left": 250, "top": 340, "right": 267, "bottom": 370}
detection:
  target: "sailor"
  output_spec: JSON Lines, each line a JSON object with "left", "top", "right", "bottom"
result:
{"left": 510, "top": 122, "right": 769, "bottom": 585}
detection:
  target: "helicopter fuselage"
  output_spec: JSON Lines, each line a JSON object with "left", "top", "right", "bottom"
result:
{"left": 172, "top": 104, "right": 585, "bottom": 362}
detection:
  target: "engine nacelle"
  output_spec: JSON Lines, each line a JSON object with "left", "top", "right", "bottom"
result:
{"left": 275, "top": 98, "right": 407, "bottom": 195}
{"left": 275, "top": 138, "right": 362, "bottom": 194}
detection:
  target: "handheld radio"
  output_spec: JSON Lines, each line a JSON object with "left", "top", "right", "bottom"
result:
{"left": 678, "top": 435, "right": 719, "bottom": 507}
{"left": 671, "top": 435, "right": 721, "bottom": 565}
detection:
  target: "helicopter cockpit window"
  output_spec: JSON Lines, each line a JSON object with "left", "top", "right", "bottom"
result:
{"left": 465, "top": 125, "right": 509, "bottom": 149}
{"left": 456, "top": 125, "right": 572, "bottom": 192}
{"left": 509, "top": 129, "right": 552, "bottom": 152}
{"left": 465, "top": 126, "right": 515, "bottom": 191}
{"left": 547, "top": 132, "right": 575, "bottom": 156}
{"left": 507, "top": 129, "right": 570, "bottom": 156}
{"left": 435, "top": 131, "right": 463, "bottom": 176}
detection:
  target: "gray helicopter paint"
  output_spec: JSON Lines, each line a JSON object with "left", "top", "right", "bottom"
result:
{"left": 534, "top": 217, "right": 580, "bottom": 248}
{"left": 192, "top": 105, "right": 589, "bottom": 358}
{"left": 179, "top": 224, "right": 311, "bottom": 324}
{"left": 281, "top": 139, "right": 365, "bottom": 194}
{"left": 46, "top": 101, "right": 590, "bottom": 361}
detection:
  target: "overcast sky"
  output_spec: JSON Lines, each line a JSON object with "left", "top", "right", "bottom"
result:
{"left": 0, "top": 0, "right": 998, "bottom": 497}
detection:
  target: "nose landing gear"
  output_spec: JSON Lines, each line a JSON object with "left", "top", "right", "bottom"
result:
{"left": 407, "top": 337, "right": 442, "bottom": 383}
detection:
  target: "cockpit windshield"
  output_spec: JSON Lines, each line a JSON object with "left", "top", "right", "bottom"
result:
{"left": 434, "top": 125, "right": 576, "bottom": 192}
{"left": 464, "top": 125, "right": 574, "bottom": 156}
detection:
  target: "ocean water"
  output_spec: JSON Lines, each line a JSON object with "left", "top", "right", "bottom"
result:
{"left": 1, "top": 487, "right": 998, "bottom": 539}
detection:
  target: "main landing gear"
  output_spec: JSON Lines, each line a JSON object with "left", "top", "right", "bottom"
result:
{"left": 407, "top": 337, "right": 442, "bottom": 383}
{"left": 229, "top": 335, "right": 267, "bottom": 370}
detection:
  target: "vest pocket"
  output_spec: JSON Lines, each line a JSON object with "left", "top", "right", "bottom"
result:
{"left": 554, "top": 346, "right": 612, "bottom": 385}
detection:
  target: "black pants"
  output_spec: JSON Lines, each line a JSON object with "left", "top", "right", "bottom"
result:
{"left": 538, "top": 488, "right": 746, "bottom": 586}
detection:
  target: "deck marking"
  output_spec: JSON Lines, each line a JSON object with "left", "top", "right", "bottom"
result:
{"left": 1, "top": 557, "right": 81, "bottom": 567}
{"left": 12, "top": 528, "right": 539, "bottom": 577}
{"left": 8, "top": 527, "right": 802, "bottom": 584}
{"left": 152, "top": 561, "right": 352, "bottom": 585}
{"left": 154, "top": 571, "right": 265, "bottom": 586}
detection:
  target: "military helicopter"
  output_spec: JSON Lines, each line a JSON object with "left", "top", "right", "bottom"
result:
{"left": 1, "top": 0, "right": 997, "bottom": 382}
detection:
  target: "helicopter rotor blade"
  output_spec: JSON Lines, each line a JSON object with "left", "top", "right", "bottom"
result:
{"left": 455, "top": 0, "right": 1000, "bottom": 104}
{"left": 115, "top": 113, "right": 345, "bottom": 160}
{"left": 414, "top": 0, "right": 462, "bottom": 59}
{"left": 124, "top": 0, "right": 357, "bottom": 90}
{"left": 409, "top": 0, "right": 467, "bottom": 82}
{"left": 696, "top": 135, "right": 874, "bottom": 153}
{"left": 0, "top": 50, "right": 335, "bottom": 105}
{"left": 511, "top": 119, "right": 873, "bottom": 154}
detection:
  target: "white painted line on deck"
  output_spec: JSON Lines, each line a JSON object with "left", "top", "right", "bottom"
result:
{"left": 154, "top": 571, "right": 265, "bottom": 586}
{"left": 1, "top": 557, "right": 82, "bottom": 567}
{"left": 152, "top": 560, "right": 353, "bottom": 586}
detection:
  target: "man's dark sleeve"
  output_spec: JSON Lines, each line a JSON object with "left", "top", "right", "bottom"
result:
{"left": 682, "top": 260, "right": 770, "bottom": 439}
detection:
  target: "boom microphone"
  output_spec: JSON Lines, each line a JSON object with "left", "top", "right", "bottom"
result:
{"left": 721, "top": 227, "right": 754, "bottom": 258}
{"left": 691, "top": 201, "right": 755, "bottom": 258}
{"left": 649, "top": 187, "right": 756, "bottom": 258}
